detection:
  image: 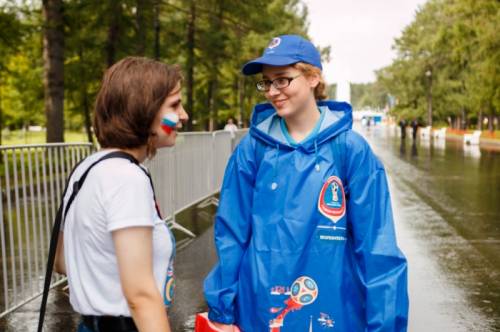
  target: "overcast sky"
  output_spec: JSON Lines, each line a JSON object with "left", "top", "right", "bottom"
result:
{"left": 302, "top": 0, "right": 428, "bottom": 84}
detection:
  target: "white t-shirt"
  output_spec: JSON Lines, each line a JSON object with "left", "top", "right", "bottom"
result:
{"left": 224, "top": 123, "right": 238, "bottom": 132}
{"left": 62, "top": 150, "right": 173, "bottom": 316}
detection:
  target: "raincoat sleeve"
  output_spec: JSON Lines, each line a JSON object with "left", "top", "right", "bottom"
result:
{"left": 345, "top": 132, "right": 409, "bottom": 331}
{"left": 203, "top": 136, "right": 257, "bottom": 324}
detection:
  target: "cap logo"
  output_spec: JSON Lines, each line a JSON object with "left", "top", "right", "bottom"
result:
{"left": 267, "top": 37, "right": 281, "bottom": 49}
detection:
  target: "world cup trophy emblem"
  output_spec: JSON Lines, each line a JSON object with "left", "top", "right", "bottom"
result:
{"left": 331, "top": 182, "right": 339, "bottom": 202}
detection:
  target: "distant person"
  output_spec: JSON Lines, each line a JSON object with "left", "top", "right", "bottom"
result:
{"left": 204, "top": 34, "right": 408, "bottom": 332}
{"left": 361, "top": 116, "right": 367, "bottom": 127}
{"left": 399, "top": 119, "right": 407, "bottom": 139}
{"left": 54, "top": 57, "right": 188, "bottom": 332}
{"left": 224, "top": 117, "right": 239, "bottom": 138}
{"left": 411, "top": 119, "right": 419, "bottom": 140}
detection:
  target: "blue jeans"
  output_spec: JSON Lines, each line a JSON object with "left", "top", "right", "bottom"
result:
{"left": 77, "top": 322, "right": 95, "bottom": 332}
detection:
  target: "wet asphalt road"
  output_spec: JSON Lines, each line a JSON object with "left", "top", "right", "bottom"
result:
{"left": 361, "top": 124, "right": 499, "bottom": 331}
{"left": 1, "top": 124, "right": 499, "bottom": 331}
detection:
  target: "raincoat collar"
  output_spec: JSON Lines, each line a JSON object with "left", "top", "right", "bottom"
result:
{"left": 249, "top": 100, "right": 353, "bottom": 154}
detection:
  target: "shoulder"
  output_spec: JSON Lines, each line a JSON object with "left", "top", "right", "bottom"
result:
{"left": 342, "top": 130, "right": 384, "bottom": 173}
{"left": 344, "top": 130, "right": 371, "bottom": 154}
{"left": 233, "top": 134, "right": 258, "bottom": 159}
{"left": 97, "top": 158, "right": 148, "bottom": 180}
{"left": 229, "top": 134, "right": 261, "bottom": 173}
{"left": 88, "top": 157, "right": 150, "bottom": 191}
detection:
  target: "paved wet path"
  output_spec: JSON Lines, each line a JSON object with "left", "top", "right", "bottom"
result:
{"left": 362, "top": 125, "right": 499, "bottom": 331}
{"left": 1, "top": 125, "right": 499, "bottom": 331}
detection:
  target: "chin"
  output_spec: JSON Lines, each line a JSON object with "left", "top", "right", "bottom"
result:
{"left": 164, "top": 140, "right": 176, "bottom": 147}
{"left": 275, "top": 107, "right": 296, "bottom": 118}
{"left": 157, "top": 137, "right": 176, "bottom": 148}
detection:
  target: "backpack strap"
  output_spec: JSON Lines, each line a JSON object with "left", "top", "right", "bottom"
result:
{"left": 330, "top": 131, "right": 349, "bottom": 199}
{"left": 250, "top": 130, "right": 267, "bottom": 171}
{"left": 37, "top": 150, "right": 159, "bottom": 332}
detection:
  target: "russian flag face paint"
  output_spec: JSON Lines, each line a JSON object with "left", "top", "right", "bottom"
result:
{"left": 160, "top": 113, "right": 179, "bottom": 134}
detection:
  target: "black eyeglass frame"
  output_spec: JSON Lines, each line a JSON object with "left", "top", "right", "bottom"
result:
{"left": 255, "top": 75, "right": 302, "bottom": 92}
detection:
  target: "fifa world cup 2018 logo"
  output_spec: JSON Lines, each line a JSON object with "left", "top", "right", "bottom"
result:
{"left": 318, "top": 176, "right": 345, "bottom": 223}
{"left": 331, "top": 182, "right": 339, "bottom": 202}
{"left": 269, "top": 276, "right": 318, "bottom": 332}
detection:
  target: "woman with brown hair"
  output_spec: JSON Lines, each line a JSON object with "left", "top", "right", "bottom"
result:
{"left": 54, "top": 56, "right": 188, "bottom": 332}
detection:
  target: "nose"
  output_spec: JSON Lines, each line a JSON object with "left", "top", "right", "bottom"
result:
{"left": 266, "top": 84, "right": 281, "bottom": 98}
{"left": 177, "top": 104, "right": 189, "bottom": 127}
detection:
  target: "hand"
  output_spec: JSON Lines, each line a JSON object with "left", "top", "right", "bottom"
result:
{"left": 211, "top": 322, "right": 236, "bottom": 332}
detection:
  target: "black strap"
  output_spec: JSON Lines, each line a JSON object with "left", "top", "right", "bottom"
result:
{"left": 37, "top": 150, "right": 160, "bottom": 332}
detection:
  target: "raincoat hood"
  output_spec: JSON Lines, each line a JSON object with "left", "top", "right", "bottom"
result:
{"left": 249, "top": 100, "right": 353, "bottom": 154}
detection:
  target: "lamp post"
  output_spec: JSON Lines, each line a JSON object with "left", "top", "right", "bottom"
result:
{"left": 425, "top": 69, "right": 432, "bottom": 127}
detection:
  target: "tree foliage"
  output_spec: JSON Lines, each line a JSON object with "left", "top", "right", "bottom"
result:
{"left": 371, "top": 0, "right": 499, "bottom": 130}
{"left": 1, "top": 0, "right": 323, "bottom": 142}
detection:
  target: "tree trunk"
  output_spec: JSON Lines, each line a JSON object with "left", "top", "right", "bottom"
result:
{"left": 207, "top": 0, "right": 224, "bottom": 131}
{"left": 237, "top": 76, "right": 244, "bottom": 127}
{"left": 205, "top": 81, "right": 212, "bottom": 131}
{"left": 185, "top": 0, "right": 196, "bottom": 131}
{"left": 477, "top": 109, "right": 483, "bottom": 130}
{"left": 153, "top": 0, "right": 160, "bottom": 59}
{"left": 426, "top": 80, "right": 432, "bottom": 127}
{"left": 43, "top": 0, "right": 65, "bottom": 143}
{"left": 0, "top": 79, "right": 3, "bottom": 146}
{"left": 107, "top": 0, "right": 121, "bottom": 67}
{"left": 461, "top": 108, "right": 467, "bottom": 130}
{"left": 78, "top": 47, "right": 93, "bottom": 143}
{"left": 135, "top": 0, "right": 146, "bottom": 55}
{"left": 208, "top": 80, "right": 216, "bottom": 131}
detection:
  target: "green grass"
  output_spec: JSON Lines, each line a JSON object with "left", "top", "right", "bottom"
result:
{"left": 1, "top": 130, "right": 91, "bottom": 146}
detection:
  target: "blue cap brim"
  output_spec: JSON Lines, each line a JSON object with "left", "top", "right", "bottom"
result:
{"left": 241, "top": 55, "right": 299, "bottom": 75}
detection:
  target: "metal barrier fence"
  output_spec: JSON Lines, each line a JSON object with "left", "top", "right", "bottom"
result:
{"left": 0, "top": 143, "right": 95, "bottom": 318}
{"left": 0, "top": 129, "right": 248, "bottom": 318}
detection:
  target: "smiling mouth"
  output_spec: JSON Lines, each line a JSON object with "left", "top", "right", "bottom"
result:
{"left": 273, "top": 99, "right": 287, "bottom": 107}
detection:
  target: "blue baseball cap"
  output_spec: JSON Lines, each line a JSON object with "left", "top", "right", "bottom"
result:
{"left": 242, "top": 35, "right": 322, "bottom": 76}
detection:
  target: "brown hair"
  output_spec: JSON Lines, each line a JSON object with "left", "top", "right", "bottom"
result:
{"left": 93, "top": 57, "right": 182, "bottom": 154}
{"left": 293, "top": 62, "right": 327, "bottom": 100}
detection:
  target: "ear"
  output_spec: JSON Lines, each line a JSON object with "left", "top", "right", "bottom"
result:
{"left": 307, "top": 73, "right": 320, "bottom": 89}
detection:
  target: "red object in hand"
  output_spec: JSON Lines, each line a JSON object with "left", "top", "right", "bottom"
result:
{"left": 194, "top": 312, "right": 241, "bottom": 332}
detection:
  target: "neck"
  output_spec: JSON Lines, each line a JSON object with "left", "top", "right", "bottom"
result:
{"left": 120, "top": 146, "right": 148, "bottom": 163}
{"left": 284, "top": 97, "right": 320, "bottom": 142}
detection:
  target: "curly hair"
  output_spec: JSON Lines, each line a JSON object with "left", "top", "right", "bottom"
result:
{"left": 293, "top": 62, "right": 328, "bottom": 100}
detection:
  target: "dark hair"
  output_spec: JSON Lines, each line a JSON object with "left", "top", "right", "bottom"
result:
{"left": 93, "top": 57, "right": 182, "bottom": 152}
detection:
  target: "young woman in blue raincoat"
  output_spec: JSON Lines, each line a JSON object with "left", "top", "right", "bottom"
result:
{"left": 204, "top": 35, "right": 408, "bottom": 332}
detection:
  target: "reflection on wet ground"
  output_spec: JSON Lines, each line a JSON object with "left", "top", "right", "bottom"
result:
{"left": 360, "top": 124, "right": 500, "bottom": 331}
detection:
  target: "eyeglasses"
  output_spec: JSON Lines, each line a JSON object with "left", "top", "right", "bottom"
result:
{"left": 255, "top": 75, "right": 301, "bottom": 92}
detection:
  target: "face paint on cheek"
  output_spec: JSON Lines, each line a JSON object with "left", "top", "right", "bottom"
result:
{"left": 160, "top": 113, "right": 179, "bottom": 134}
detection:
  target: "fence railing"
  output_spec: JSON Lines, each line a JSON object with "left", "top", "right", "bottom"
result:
{"left": 0, "top": 129, "right": 247, "bottom": 318}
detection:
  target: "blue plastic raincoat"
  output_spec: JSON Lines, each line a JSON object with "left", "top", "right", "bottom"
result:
{"left": 204, "top": 101, "right": 408, "bottom": 331}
